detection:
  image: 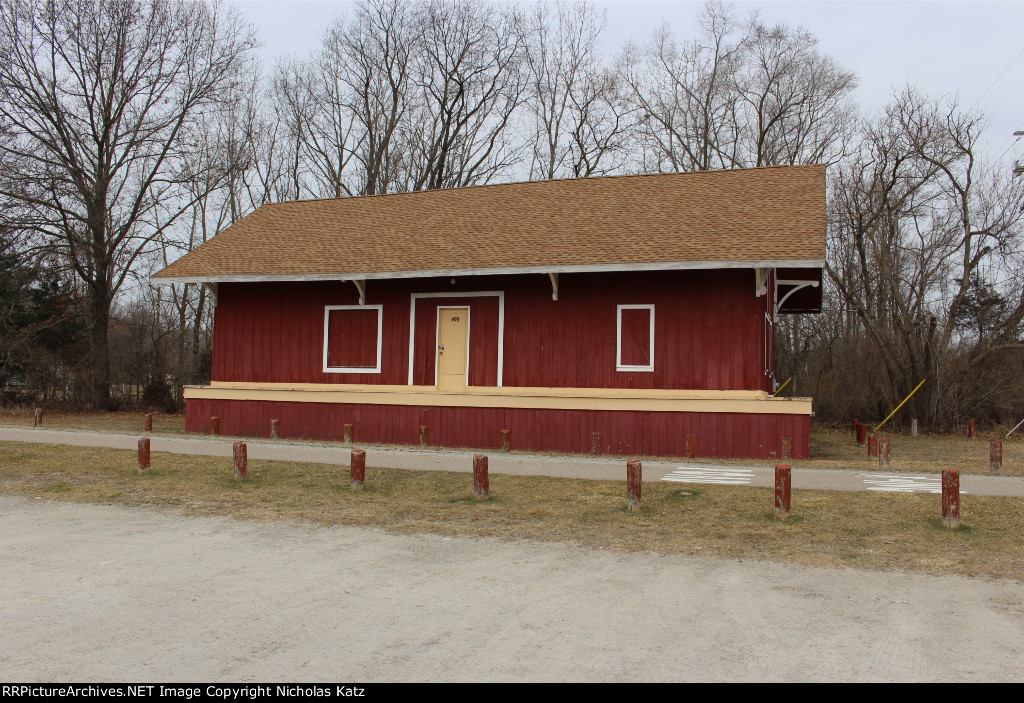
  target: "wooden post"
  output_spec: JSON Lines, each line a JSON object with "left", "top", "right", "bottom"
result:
{"left": 343, "top": 423, "right": 353, "bottom": 444}
{"left": 942, "top": 469, "right": 959, "bottom": 528}
{"left": 867, "top": 432, "right": 878, "bottom": 458}
{"left": 626, "top": 460, "right": 642, "bottom": 511}
{"left": 774, "top": 464, "right": 791, "bottom": 518}
{"left": 232, "top": 441, "right": 247, "bottom": 480}
{"left": 910, "top": 419, "right": 918, "bottom": 437}
{"left": 270, "top": 419, "right": 279, "bottom": 439}
{"left": 879, "top": 438, "right": 890, "bottom": 469}
{"left": 143, "top": 413, "right": 153, "bottom": 432}
{"left": 210, "top": 416, "right": 220, "bottom": 436}
{"left": 419, "top": 425, "right": 430, "bottom": 447}
{"left": 590, "top": 431, "right": 601, "bottom": 455}
{"left": 500, "top": 429, "right": 511, "bottom": 452}
{"left": 990, "top": 439, "right": 1002, "bottom": 473}
{"left": 967, "top": 418, "right": 977, "bottom": 439}
{"left": 473, "top": 454, "right": 489, "bottom": 499}
{"left": 685, "top": 434, "right": 696, "bottom": 459}
{"left": 138, "top": 438, "right": 151, "bottom": 473}
{"left": 781, "top": 437, "right": 792, "bottom": 461}
{"left": 350, "top": 449, "right": 365, "bottom": 489}
{"left": 856, "top": 422, "right": 867, "bottom": 445}
{"left": 33, "top": 408, "right": 42, "bottom": 427}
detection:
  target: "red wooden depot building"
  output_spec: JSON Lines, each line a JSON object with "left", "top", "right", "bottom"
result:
{"left": 154, "top": 165, "right": 825, "bottom": 459}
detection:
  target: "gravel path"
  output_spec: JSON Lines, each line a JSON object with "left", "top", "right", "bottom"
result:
{"left": 1, "top": 496, "right": 1022, "bottom": 682}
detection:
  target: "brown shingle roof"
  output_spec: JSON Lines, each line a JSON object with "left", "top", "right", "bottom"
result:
{"left": 154, "top": 165, "right": 825, "bottom": 282}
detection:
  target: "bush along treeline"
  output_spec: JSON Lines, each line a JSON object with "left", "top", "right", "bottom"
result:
{"left": 0, "top": 0, "right": 1021, "bottom": 426}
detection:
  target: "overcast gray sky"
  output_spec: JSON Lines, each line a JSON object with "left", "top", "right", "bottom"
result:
{"left": 228, "top": 0, "right": 1024, "bottom": 167}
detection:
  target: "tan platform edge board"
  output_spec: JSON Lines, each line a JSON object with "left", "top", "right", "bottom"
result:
{"left": 186, "top": 383, "right": 812, "bottom": 415}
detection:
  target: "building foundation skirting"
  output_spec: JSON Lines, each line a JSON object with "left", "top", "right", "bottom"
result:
{"left": 185, "top": 398, "right": 810, "bottom": 460}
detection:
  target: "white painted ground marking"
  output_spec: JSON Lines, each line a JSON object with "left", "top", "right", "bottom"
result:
{"left": 661, "top": 467, "right": 755, "bottom": 485}
{"left": 860, "top": 473, "right": 964, "bottom": 494}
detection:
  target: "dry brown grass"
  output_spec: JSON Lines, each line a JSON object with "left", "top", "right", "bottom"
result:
{"left": 0, "top": 409, "right": 186, "bottom": 435}
{"left": 2, "top": 440, "right": 1022, "bottom": 581}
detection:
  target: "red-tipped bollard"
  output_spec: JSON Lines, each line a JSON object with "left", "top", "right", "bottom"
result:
{"left": 343, "top": 423, "right": 353, "bottom": 444}
{"left": 143, "top": 413, "right": 153, "bottom": 432}
{"left": 501, "top": 429, "right": 511, "bottom": 452}
{"left": 856, "top": 422, "right": 867, "bottom": 445}
{"left": 685, "top": 433, "right": 696, "bottom": 459}
{"left": 138, "top": 438, "right": 151, "bottom": 473}
{"left": 990, "top": 439, "right": 1002, "bottom": 473}
{"left": 210, "top": 416, "right": 220, "bottom": 436}
{"left": 626, "top": 460, "right": 642, "bottom": 511}
{"left": 270, "top": 418, "right": 279, "bottom": 439}
{"left": 473, "top": 454, "right": 489, "bottom": 499}
{"left": 879, "top": 437, "right": 891, "bottom": 469}
{"left": 233, "top": 441, "right": 247, "bottom": 480}
{"left": 967, "top": 419, "right": 977, "bottom": 439}
{"left": 867, "top": 432, "right": 878, "bottom": 458}
{"left": 781, "top": 437, "right": 792, "bottom": 461}
{"left": 590, "top": 431, "right": 602, "bottom": 455}
{"left": 350, "top": 449, "right": 366, "bottom": 489}
{"left": 942, "top": 469, "right": 960, "bottom": 529}
{"left": 33, "top": 408, "right": 42, "bottom": 427}
{"left": 774, "top": 464, "right": 791, "bottom": 518}
{"left": 419, "top": 425, "right": 430, "bottom": 447}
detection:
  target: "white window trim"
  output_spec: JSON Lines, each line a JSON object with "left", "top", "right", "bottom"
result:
{"left": 322, "top": 304, "right": 383, "bottom": 374}
{"left": 408, "top": 291, "right": 505, "bottom": 386}
{"left": 616, "top": 304, "right": 655, "bottom": 372}
{"left": 435, "top": 306, "right": 472, "bottom": 387}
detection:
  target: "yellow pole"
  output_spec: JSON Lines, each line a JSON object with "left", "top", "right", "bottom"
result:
{"left": 875, "top": 378, "right": 927, "bottom": 432}
{"left": 773, "top": 377, "right": 792, "bottom": 397}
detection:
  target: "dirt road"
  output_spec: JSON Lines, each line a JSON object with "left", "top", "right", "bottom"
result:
{"left": 1, "top": 496, "right": 1021, "bottom": 682}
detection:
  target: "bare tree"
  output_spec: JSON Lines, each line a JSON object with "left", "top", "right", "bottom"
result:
{"left": 0, "top": 0, "right": 257, "bottom": 407}
{"left": 406, "top": 0, "right": 526, "bottom": 190}
{"left": 623, "top": 2, "right": 745, "bottom": 173}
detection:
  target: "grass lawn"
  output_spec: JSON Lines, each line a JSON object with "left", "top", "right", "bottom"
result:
{"left": 1, "top": 441, "right": 1022, "bottom": 581}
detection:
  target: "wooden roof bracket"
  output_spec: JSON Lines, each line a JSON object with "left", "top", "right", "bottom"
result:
{"left": 548, "top": 272, "right": 559, "bottom": 301}
{"left": 754, "top": 268, "right": 769, "bottom": 297}
{"left": 775, "top": 279, "right": 820, "bottom": 314}
{"left": 353, "top": 279, "right": 366, "bottom": 305}
{"left": 203, "top": 282, "right": 218, "bottom": 308}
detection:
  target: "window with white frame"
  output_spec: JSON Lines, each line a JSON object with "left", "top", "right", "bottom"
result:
{"left": 616, "top": 304, "right": 654, "bottom": 372}
{"left": 323, "top": 305, "right": 383, "bottom": 373}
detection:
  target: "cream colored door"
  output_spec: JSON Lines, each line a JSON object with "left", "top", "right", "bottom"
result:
{"left": 436, "top": 307, "right": 470, "bottom": 390}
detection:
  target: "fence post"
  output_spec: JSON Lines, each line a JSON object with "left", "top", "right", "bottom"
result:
{"left": 967, "top": 419, "right": 977, "bottom": 439}
{"left": 138, "top": 438, "right": 151, "bottom": 473}
{"left": 343, "top": 423, "right": 353, "bottom": 444}
{"left": 774, "top": 464, "right": 791, "bottom": 518}
{"left": 879, "top": 438, "right": 890, "bottom": 469}
{"left": 143, "top": 413, "right": 153, "bottom": 432}
{"left": 685, "top": 433, "right": 696, "bottom": 459}
{"left": 210, "top": 417, "right": 220, "bottom": 436}
{"left": 990, "top": 439, "right": 1002, "bottom": 473}
{"left": 942, "top": 469, "right": 959, "bottom": 529}
{"left": 856, "top": 423, "right": 867, "bottom": 445}
{"left": 626, "top": 460, "right": 642, "bottom": 511}
{"left": 232, "top": 441, "right": 247, "bottom": 480}
{"left": 33, "top": 408, "right": 43, "bottom": 427}
{"left": 910, "top": 419, "right": 918, "bottom": 437}
{"left": 270, "top": 419, "right": 279, "bottom": 439}
{"left": 590, "top": 431, "right": 602, "bottom": 455}
{"left": 419, "top": 425, "right": 430, "bottom": 447}
{"left": 867, "top": 432, "right": 878, "bottom": 458}
{"left": 781, "top": 437, "right": 792, "bottom": 461}
{"left": 473, "top": 455, "right": 489, "bottom": 499}
{"left": 500, "top": 429, "right": 511, "bottom": 452}
{"left": 350, "top": 449, "right": 365, "bottom": 489}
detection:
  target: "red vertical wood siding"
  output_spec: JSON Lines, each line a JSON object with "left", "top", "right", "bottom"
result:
{"left": 212, "top": 270, "right": 773, "bottom": 392}
{"left": 186, "top": 398, "right": 810, "bottom": 459}
{"left": 326, "top": 307, "right": 379, "bottom": 368}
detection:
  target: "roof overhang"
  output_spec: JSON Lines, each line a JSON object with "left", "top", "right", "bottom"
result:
{"left": 153, "top": 259, "right": 826, "bottom": 285}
